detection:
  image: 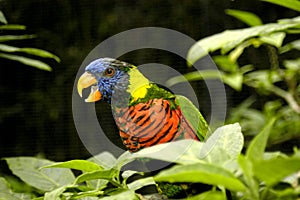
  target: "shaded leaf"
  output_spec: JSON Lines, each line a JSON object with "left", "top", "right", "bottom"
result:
{"left": 187, "top": 191, "right": 226, "bottom": 200}
{"left": 263, "top": 0, "right": 300, "bottom": 12}
{"left": 253, "top": 157, "right": 300, "bottom": 186}
{"left": 100, "top": 190, "right": 138, "bottom": 200}
{"left": 226, "top": 9, "right": 263, "bottom": 26}
{"left": 0, "top": 53, "right": 52, "bottom": 71}
{"left": 0, "top": 11, "right": 7, "bottom": 24}
{"left": 155, "top": 163, "right": 246, "bottom": 191}
{"left": 0, "top": 25, "right": 26, "bottom": 30}
{"left": 4, "top": 157, "right": 75, "bottom": 192}
{"left": 187, "top": 19, "right": 299, "bottom": 65}
{"left": 246, "top": 118, "right": 276, "bottom": 161}
{"left": 42, "top": 160, "right": 103, "bottom": 172}
{"left": 0, "top": 35, "right": 35, "bottom": 42}
{"left": 0, "top": 44, "right": 60, "bottom": 62}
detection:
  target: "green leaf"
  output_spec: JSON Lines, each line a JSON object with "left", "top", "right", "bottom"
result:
{"left": 42, "top": 160, "right": 103, "bottom": 172}
{"left": 0, "top": 178, "right": 32, "bottom": 200}
{"left": 280, "top": 39, "right": 300, "bottom": 53}
{"left": 88, "top": 151, "right": 117, "bottom": 169}
{"left": 0, "top": 25, "right": 26, "bottom": 30}
{"left": 259, "top": 32, "right": 286, "bottom": 48}
{"left": 0, "top": 44, "right": 60, "bottom": 62}
{"left": 213, "top": 55, "right": 239, "bottom": 72}
{"left": 187, "top": 19, "right": 299, "bottom": 65}
{"left": 44, "top": 185, "right": 68, "bottom": 200}
{"left": 253, "top": 157, "right": 300, "bottom": 186}
{"left": 226, "top": 9, "right": 263, "bottom": 27}
{"left": 262, "top": 0, "right": 300, "bottom": 12}
{"left": 4, "top": 157, "right": 75, "bottom": 192}
{"left": 0, "top": 53, "right": 52, "bottom": 71}
{"left": 75, "top": 169, "right": 119, "bottom": 185}
{"left": 187, "top": 191, "right": 226, "bottom": 200}
{"left": 127, "top": 177, "right": 156, "bottom": 191}
{"left": 0, "top": 11, "right": 7, "bottom": 24}
{"left": 238, "top": 155, "right": 259, "bottom": 199}
{"left": 155, "top": 163, "right": 246, "bottom": 191}
{"left": 0, "top": 35, "right": 35, "bottom": 42}
{"left": 222, "top": 72, "right": 244, "bottom": 91}
{"left": 199, "top": 123, "right": 244, "bottom": 165}
{"left": 246, "top": 118, "right": 276, "bottom": 161}
{"left": 130, "top": 140, "right": 203, "bottom": 165}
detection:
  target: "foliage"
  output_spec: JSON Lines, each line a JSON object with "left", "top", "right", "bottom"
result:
{"left": 0, "top": 10, "right": 60, "bottom": 71}
{"left": 167, "top": 0, "right": 300, "bottom": 146}
{"left": 0, "top": 123, "right": 300, "bottom": 199}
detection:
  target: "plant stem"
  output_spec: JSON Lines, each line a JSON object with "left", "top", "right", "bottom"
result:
{"left": 268, "top": 85, "right": 300, "bottom": 114}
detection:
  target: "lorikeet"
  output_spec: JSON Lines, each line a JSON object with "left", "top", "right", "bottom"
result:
{"left": 77, "top": 58, "right": 209, "bottom": 152}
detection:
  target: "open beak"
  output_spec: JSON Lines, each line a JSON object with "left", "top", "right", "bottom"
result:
{"left": 77, "top": 72, "right": 101, "bottom": 102}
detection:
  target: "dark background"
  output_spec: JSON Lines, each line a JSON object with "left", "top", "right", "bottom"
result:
{"left": 0, "top": 0, "right": 298, "bottom": 161}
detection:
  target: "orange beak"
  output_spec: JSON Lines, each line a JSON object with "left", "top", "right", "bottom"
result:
{"left": 77, "top": 72, "right": 101, "bottom": 102}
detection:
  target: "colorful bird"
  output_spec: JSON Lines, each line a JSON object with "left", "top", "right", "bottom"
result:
{"left": 77, "top": 58, "right": 209, "bottom": 152}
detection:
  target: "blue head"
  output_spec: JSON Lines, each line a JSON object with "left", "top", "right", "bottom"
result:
{"left": 77, "top": 58, "right": 132, "bottom": 103}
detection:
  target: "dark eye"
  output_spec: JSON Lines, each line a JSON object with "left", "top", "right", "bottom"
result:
{"left": 104, "top": 67, "right": 115, "bottom": 77}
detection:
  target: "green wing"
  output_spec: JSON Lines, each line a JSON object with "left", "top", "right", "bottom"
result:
{"left": 175, "top": 95, "right": 209, "bottom": 141}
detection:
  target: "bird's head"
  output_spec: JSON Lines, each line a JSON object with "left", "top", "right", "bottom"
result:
{"left": 77, "top": 58, "right": 150, "bottom": 105}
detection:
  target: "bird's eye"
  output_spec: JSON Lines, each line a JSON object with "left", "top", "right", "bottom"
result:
{"left": 104, "top": 67, "right": 115, "bottom": 77}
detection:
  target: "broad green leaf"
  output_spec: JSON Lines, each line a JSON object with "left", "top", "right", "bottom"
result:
{"left": 4, "top": 157, "right": 75, "bottom": 192}
{"left": 199, "top": 123, "right": 244, "bottom": 165}
{"left": 130, "top": 140, "right": 203, "bottom": 165}
{"left": 0, "top": 53, "right": 52, "bottom": 71}
{"left": 262, "top": 0, "right": 300, "bottom": 12}
{"left": 246, "top": 118, "right": 276, "bottom": 161}
{"left": 155, "top": 163, "right": 246, "bottom": 191}
{"left": 75, "top": 169, "right": 119, "bottom": 185}
{"left": 0, "top": 35, "right": 35, "bottom": 42}
{"left": 127, "top": 177, "right": 156, "bottom": 191}
{"left": 42, "top": 160, "right": 103, "bottom": 172}
{"left": 100, "top": 190, "right": 138, "bottom": 200}
{"left": 0, "top": 11, "right": 7, "bottom": 24}
{"left": 187, "top": 191, "right": 226, "bottom": 200}
{"left": 253, "top": 157, "right": 300, "bottom": 186}
{"left": 0, "top": 25, "right": 26, "bottom": 30}
{"left": 187, "top": 20, "right": 299, "bottom": 65}
{"left": 0, "top": 178, "right": 32, "bottom": 200}
{"left": 226, "top": 9, "right": 263, "bottom": 26}
{"left": 88, "top": 151, "right": 117, "bottom": 169}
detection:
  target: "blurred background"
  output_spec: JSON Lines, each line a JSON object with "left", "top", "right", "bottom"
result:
{"left": 0, "top": 0, "right": 299, "bottom": 161}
